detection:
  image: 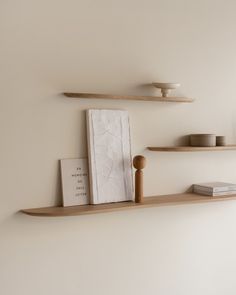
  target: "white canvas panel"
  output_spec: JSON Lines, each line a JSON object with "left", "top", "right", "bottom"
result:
{"left": 86, "top": 109, "right": 133, "bottom": 204}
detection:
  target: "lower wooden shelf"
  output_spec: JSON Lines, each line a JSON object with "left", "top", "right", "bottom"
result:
{"left": 21, "top": 193, "right": 236, "bottom": 217}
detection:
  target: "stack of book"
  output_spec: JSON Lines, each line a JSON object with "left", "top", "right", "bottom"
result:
{"left": 193, "top": 182, "right": 236, "bottom": 196}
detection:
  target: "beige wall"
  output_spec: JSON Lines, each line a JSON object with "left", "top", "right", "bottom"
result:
{"left": 1, "top": 0, "right": 236, "bottom": 294}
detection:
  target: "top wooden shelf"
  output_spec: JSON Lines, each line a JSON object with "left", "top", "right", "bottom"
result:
{"left": 63, "top": 92, "right": 194, "bottom": 103}
{"left": 21, "top": 192, "right": 236, "bottom": 217}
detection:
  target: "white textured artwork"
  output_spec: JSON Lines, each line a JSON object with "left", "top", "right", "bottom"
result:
{"left": 86, "top": 109, "right": 133, "bottom": 204}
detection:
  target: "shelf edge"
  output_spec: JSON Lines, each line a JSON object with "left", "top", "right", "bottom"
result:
{"left": 63, "top": 92, "right": 194, "bottom": 103}
{"left": 20, "top": 193, "right": 236, "bottom": 217}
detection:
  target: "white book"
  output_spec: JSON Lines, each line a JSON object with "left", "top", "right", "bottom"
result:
{"left": 60, "top": 158, "right": 90, "bottom": 206}
{"left": 86, "top": 109, "right": 133, "bottom": 204}
{"left": 193, "top": 182, "right": 236, "bottom": 193}
{"left": 194, "top": 187, "right": 236, "bottom": 196}
{"left": 194, "top": 188, "right": 236, "bottom": 197}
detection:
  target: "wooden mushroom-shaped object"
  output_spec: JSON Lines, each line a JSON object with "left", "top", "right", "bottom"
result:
{"left": 133, "top": 155, "right": 146, "bottom": 203}
{"left": 152, "top": 82, "right": 180, "bottom": 97}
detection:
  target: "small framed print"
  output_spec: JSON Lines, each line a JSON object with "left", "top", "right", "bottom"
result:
{"left": 60, "top": 158, "right": 90, "bottom": 207}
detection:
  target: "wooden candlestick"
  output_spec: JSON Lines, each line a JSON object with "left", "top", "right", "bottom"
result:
{"left": 133, "top": 155, "right": 146, "bottom": 203}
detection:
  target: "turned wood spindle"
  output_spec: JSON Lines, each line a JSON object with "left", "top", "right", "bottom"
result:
{"left": 133, "top": 155, "right": 146, "bottom": 203}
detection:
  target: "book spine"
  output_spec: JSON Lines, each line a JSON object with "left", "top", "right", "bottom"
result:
{"left": 194, "top": 185, "right": 213, "bottom": 193}
{"left": 194, "top": 189, "right": 213, "bottom": 196}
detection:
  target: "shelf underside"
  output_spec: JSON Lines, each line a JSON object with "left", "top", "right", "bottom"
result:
{"left": 64, "top": 92, "right": 193, "bottom": 103}
{"left": 148, "top": 145, "right": 236, "bottom": 152}
{"left": 21, "top": 193, "right": 236, "bottom": 217}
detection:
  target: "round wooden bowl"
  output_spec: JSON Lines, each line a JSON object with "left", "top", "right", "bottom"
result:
{"left": 190, "top": 134, "right": 216, "bottom": 147}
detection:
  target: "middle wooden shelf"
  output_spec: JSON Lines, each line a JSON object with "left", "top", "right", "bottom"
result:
{"left": 147, "top": 145, "right": 236, "bottom": 152}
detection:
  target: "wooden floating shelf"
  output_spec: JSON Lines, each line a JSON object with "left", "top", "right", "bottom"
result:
{"left": 21, "top": 193, "right": 236, "bottom": 217}
{"left": 148, "top": 145, "right": 236, "bottom": 152}
{"left": 63, "top": 92, "right": 194, "bottom": 103}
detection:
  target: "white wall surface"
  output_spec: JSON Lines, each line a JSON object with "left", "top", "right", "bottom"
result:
{"left": 1, "top": 0, "right": 236, "bottom": 294}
